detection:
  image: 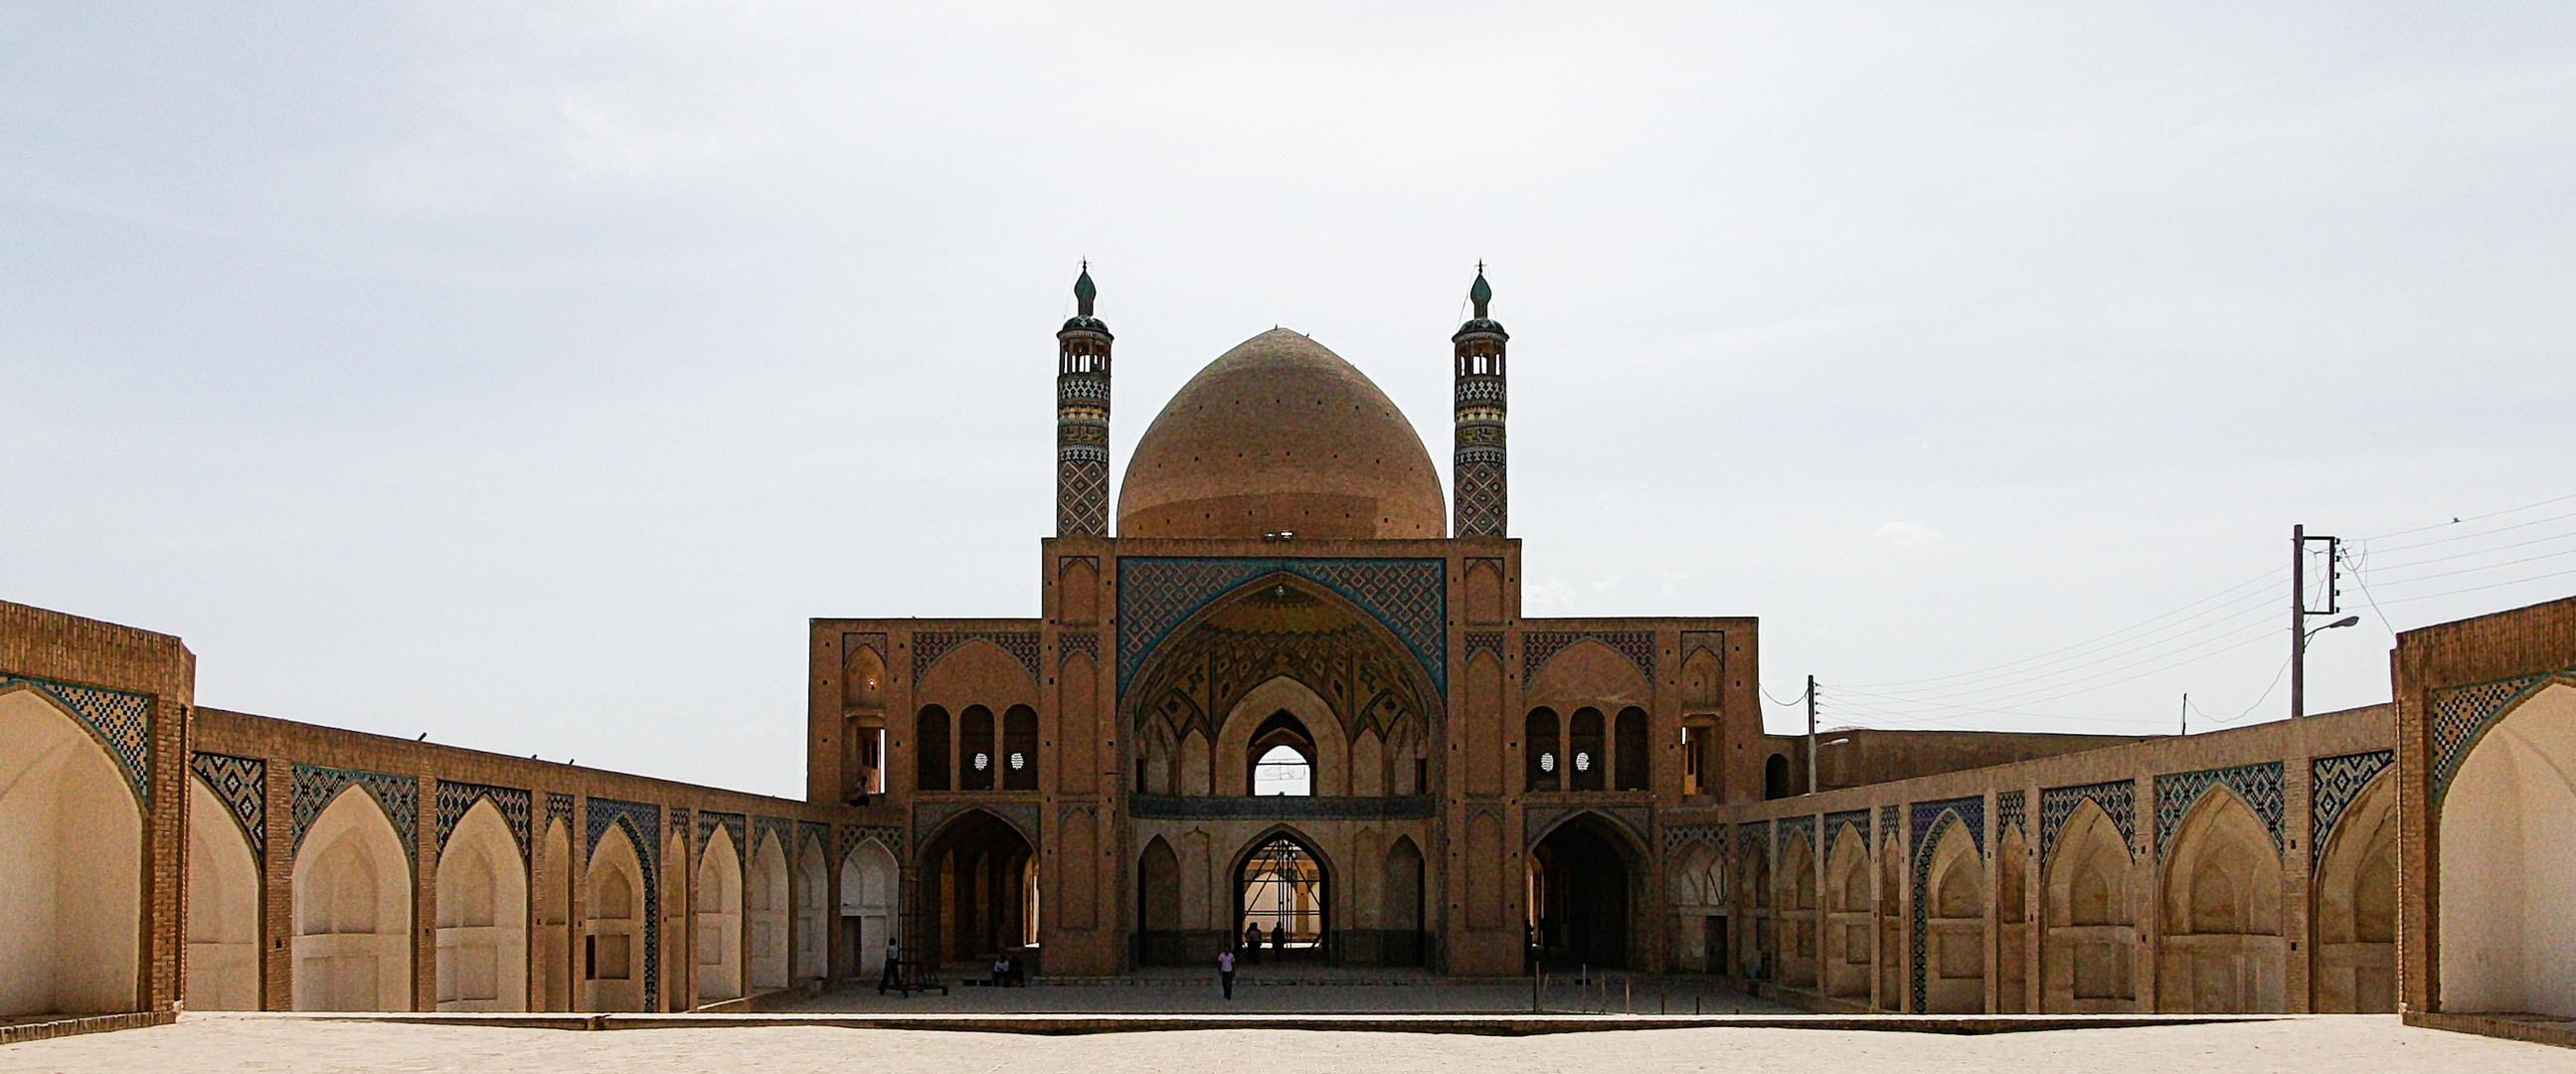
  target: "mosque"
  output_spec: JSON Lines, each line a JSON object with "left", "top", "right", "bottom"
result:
{"left": 2, "top": 268, "right": 2573, "bottom": 1048}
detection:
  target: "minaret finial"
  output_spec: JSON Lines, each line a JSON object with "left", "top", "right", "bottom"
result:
{"left": 1074, "top": 262, "right": 1097, "bottom": 317}
{"left": 1469, "top": 264, "right": 1492, "bottom": 320}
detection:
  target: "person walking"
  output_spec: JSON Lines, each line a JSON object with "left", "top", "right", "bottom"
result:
{"left": 1218, "top": 949, "right": 1237, "bottom": 999}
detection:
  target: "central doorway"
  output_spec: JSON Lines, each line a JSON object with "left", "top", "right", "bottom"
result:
{"left": 916, "top": 810, "right": 1037, "bottom": 967}
{"left": 1529, "top": 815, "right": 1633, "bottom": 970}
{"left": 1237, "top": 833, "right": 1327, "bottom": 964}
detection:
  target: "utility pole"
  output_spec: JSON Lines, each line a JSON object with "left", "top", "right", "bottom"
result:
{"left": 2291, "top": 524, "right": 2346, "bottom": 720}
{"left": 1805, "top": 674, "right": 1818, "bottom": 795}
{"left": 2180, "top": 692, "right": 2189, "bottom": 737}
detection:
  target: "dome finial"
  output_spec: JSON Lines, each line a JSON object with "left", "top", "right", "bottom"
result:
{"left": 1074, "top": 261, "right": 1097, "bottom": 317}
{"left": 1469, "top": 263, "right": 1492, "bottom": 319}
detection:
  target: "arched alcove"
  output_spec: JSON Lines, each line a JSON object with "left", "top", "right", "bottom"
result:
{"left": 537, "top": 818, "right": 573, "bottom": 1010}
{"left": 660, "top": 829, "right": 689, "bottom": 1009}
{"left": 1922, "top": 821, "right": 1985, "bottom": 1013}
{"left": 582, "top": 825, "right": 645, "bottom": 1011}
{"left": 292, "top": 787, "right": 413, "bottom": 1010}
{"left": 2439, "top": 681, "right": 2576, "bottom": 1017}
{"left": 2045, "top": 803, "right": 2136, "bottom": 1012}
{"left": 185, "top": 774, "right": 260, "bottom": 1010}
{"left": 748, "top": 831, "right": 790, "bottom": 990}
{"left": 1136, "top": 835, "right": 1185, "bottom": 966}
{"left": 2157, "top": 791, "right": 2283, "bottom": 1013}
{"left": 0, "top": 689, "right": 141, "bottom": 1017}
{"left": 694, "top": 825, "right": 745, "bottom": 1002}
{"left": 918, "top": 809, "right": 1035, "bottom": 965}
{"left": 1525, "top": 709, "right": 1561, "bottom": 792}
{"left": 1994, "top": 826, "right": 2029, "bottom": 1012}
{"left": 793, "top": 833, "right": 828, "bottom": 983}
{"left": 1778, "top": 832, "right": 1818, "bottom": 987}
{"left": 2314, "top": 775, "right": 2396, "bottom": 1012}
{"left": 437, "top": 799, "right": 529, "bottom": 1011}
{"left": 1823, "top": 825, "right": 1872, "bottom": 998}
{"left": 1218, "top": 677, "right": 1347, "bottom": 797}
{"left": 841, "top": 839, "right": 899, "bottom": 977}
{"left": 1876, "top": 839, "right": 1904, "bottom": 1007}
{"left": 1381, "top": 836, "right": 1425, "bottom": 966}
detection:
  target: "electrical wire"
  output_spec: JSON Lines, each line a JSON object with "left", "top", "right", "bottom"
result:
{"left": 1837, "top": 566, "right": 2280, "bottom": 690}
{"left": 2353, "top": 490, "right": 2576, "bottom": 544}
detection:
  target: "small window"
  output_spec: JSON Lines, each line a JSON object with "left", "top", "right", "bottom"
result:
{"left": 1254, "top": 744, "right": 1312, "bottom": 797}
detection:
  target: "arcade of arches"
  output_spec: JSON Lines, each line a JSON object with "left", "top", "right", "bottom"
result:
{"left": 2, "top": 274, "right": 2570, "bottom": 1050}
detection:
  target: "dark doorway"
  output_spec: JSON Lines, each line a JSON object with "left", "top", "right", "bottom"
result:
{"left": 1765, "top": 753, "right": 1792, "bottom": 800}
{"left": 916, "top": 809, "right": 1035, "bottom": 966}
{"left": 1529, "top": 817, "right": 1633, "bottom": 969}
{"left": 1237, "top": 833, "right": 1327, "bottom": 963}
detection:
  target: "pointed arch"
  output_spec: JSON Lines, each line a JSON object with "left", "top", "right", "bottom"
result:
{"left": 1234, "top": 826, "right": 1332, "bottom": 957}
{"left": 1921, "top": 819, "right": 1984, "bottom": 1013}
{"left": 840, "top": 838, "right": 898, "bottom": 977}
{"left": 1994, "top": 825, "right": 2029, "bottom": 1012}
{"left": 693, "top": 824, "right": 744, "bottom": 1003}
{"left": 2044, "top": 801, "right": 2135, "bottom": 1011}
{"left": 0, "top": 688, "right": 142, "bottom": 1016}
{"left": 2157, "top": 788, "right": 2284, "bottom": 1012}
{"left": 660, "top": 828, "right": 689, "bottom": 1009}
{"left": 1527, "top": 810, "right": 1645, "bottom": 969}
{"left": 747, "top": 829, "right": 790, "bottom": 990}
{"left": 1877, "top": 834, "right": 1904, "bottom": 1008}
{"left": 291, "top": 785, "right": 413, "bottom": 1010}
{"left": 437, "top": 799, "right": 529, "bottom": 1011}
{"left": 793, "top": 831, "right": 828, "bottom": 983}
{"left": 2439, "top": 680, "right": 2576, "bottom": 1017}
{"left": 2314, "top": 773, "right": 2396, "bottom": 1012}
{"left": 1823, "top": 822, "right": 1872, "bottom": 998}
{"left": 186, "top": 773, "right": 260, "bottom": 1010}
{"left": 582, "top": 822, "right": 646, "bottom": 1011}
{"left": 1219, "top": 677, "right": 1348, "bottom": 797}
{"left": 537, "top": 817, "right": 573, "bottom": 1010}
{"left": 1778, "top": 828, "right": 1818, "bottom": 987}
{"left": 1382, "top": 835, "right": 1425, "bottom": 966}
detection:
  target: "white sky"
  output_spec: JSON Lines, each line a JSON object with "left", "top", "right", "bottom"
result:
{"left": 5, "top": 3, "right": 2572, "bottom": 797}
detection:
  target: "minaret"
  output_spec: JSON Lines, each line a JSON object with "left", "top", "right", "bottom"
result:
{"left": 1452, "top": 268, "right": 1508, "bottom": 538}
{"left": 1056, "top": 265, "right": 1114, "bottom": 537}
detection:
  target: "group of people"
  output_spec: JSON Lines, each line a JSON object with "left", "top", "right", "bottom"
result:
{"left": 1217, "top": 920, "right": 1294, "bottom": 999}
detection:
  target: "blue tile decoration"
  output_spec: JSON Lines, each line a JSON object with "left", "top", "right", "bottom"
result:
{"left": 1736, "top": 820, "right": 1771, "bottom": 874}
{"left": 753, "top": 815, "right": 795, "bottom": 862}
{"left": 585, "top": 798, "right": 661, "bottom": 1009}
{"left": 2311, "top": 750, "right": 2394, "bottom": 871}
{"left": 1463, "top": 631, "right": 1505, "bottom": 661}
{"left": 1879, "top": 804, "right": 1901, "bottom": 847}
{"left": 1778, "top": 812, "right": 1816, "bottom": 856}
{"left": 669, "top": 806, "right": 691, "bottom": 850}
{"left": 1116, "top": 557, "right": 1448, "bottom": 692}
{"left": 1907, "top": 796, "right": 1983, "bottom": 1014}
{"left": 547, "top": 792, "right": 574, "bottom": 828}
{"left": 1523, "top": 630, "right": 1656, "bottom": 685}
{"left": 915, "top": 631, "right": 1043, "bottom": 682}
{"left": 3, "top": 674, "right": 154, "bottom": 806}
{"left": 698, "top": 810, "right": 748, "bottom": 855}
{"left": 2431, "top": 669, "right": 2576, "bottom": 805}
{"left": 1661, "top": 821, "right": 1723, "bottom": 857}
{"left": 1996, "top": 790, "right": 2026, "bottom": 838}
{"left": 189, "top": 752, "right": 265, "bottom": 854}
{"left": 1059, "top": 630, "right": 1099, "bottom": 664}
{"left": 291, "top": 763, "right": 419, "bottom": 860}
{"left": 798, "top": 819, "right": 830, "bottom": 858}
{"left": 841, "top": 823, "right": 904, "bottom": 861}
{"left": 1825, "top": 808, "right": 1872, "bottom": 859}
{"left": 434, "top": 782, "right": 531, "bottom": 858}
{"left": 2154, "top": 762, "right": 2285, "bottom": 860}
{"left": 2040, "top": 781, "right": 2137, "bottom": 862}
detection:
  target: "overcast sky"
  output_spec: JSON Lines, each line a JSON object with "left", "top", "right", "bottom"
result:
{"left": 6, "top": 3, "right": 2573, "bottom": 797}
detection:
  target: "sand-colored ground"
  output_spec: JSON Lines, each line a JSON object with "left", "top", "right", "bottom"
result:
{"left": 2, "top": 1013, "right": 2568, "bottom": 1074}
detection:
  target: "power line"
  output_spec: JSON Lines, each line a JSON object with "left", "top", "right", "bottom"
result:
{"left": 2359, "top": 505, "right": 2576, "bottom": 556}
{"left": 2355, "top": 490, "right": 2576, "bottom": 544}
{"left": 1835, "top": 615, "right": 2278, "bottom": 710}
{"left": 2347, "top": 524, "right": 2576, "bottom": 575}
{"left": 1839, "top": 566, "right": 2280, "bottom": 691}
{"left": 2375, "top": 565, "right": 2576, "bottom": 608}
{"left": 2363, "top": 545, "right": 2576, "bottom": 589}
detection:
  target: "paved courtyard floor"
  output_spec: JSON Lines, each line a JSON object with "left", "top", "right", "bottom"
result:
{"left": 771, "top": 968, "right": 1792, "bottom": 1014}
{"left": 4, "top": 1011, "right": 2570, "bottom": 1074}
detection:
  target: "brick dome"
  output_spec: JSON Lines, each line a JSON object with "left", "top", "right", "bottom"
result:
{"left": 1117, "top": 329, "right": 1445, "bottom": 540}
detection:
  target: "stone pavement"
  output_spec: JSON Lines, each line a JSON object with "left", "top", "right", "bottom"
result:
{"left": 772, "top": 967, "right": 1792, "bottom": 1015}
{"left": 4, "top": 1012, "right": 2570, "bottom": 1074}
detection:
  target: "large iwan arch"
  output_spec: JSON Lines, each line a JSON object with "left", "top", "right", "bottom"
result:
{"left": 2439, "top": 680, "right": 2576, "bottom": 1018}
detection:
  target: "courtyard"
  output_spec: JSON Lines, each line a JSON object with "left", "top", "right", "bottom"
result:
{"left": 3, "top": 1010, "right": 2568, "bottom": 1074}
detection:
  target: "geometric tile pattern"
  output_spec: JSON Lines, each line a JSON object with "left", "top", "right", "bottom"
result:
{"left": 2311, "top": 750, "right": 2394, "bottom": 872}
{"left": 1879, "top": 804, "right": 1901, "bottom": 846}
{"left": 189, "top": 751, "right": 265, "bottom": 853}
{"left": 1116, "top": 557, "right": 1449, "bottom": 692}
{"left": 1661, "top": 821, "right": 1724, "bottom": 857}
{"left": 2431, "top": 669, "right": 2576, "bottom": 804}
{"left": 914, "top": 631, "right": 1043, "bottom": 683}
{"left": 670, "top": 807, "right": 692, "bottom": 851}
{"left": 2040, "top": 780, "right": 2137, "bottom": 862}
{"left": 291, "top": 763, "right": 419, "bottom": 860}
{"left": 3, "top": 674, "right": 155, "bottom": 806}
{"left": 1523, "top": 631, "right": 1656, "bottom": 686}
{"left": 1463, "top": 631, "right": 1505, "bottom": 661}
{"left": 798, "top": 819, "right": 830, "bottom": 857}
{"left": 1057, "top": 456, "right": 1110, "bottom": 539}
{"left": 1908, "top": 796, "right": 1982, "bottom": 1014}
{"left": 434, "top": 781, "right": 532, "bottom": 858}
{"left": 698, "top": 810, "right": 748, "bottom": 855}
{"left": 1995, "top": 790, "right": 2026, "bottom": 839}
{"left": 1454, "top": 459, "right": 1507, "bottom": 539}
{"left": 585, "top": 798, "right": 661, "bottom": 1010}
{"left": 841, "top": 823, "right": 904, "bottom": 861}
{"left": 1826, "top": 808, "right": 1872, "bottom": 859}
{"left": 2154, "top": 762, "right": 2285, "bottom": 860}
{"left": 754, "top": 815, "right": 795, "bottom": 861}
{"left": 1778, "top": 812, "right": 1816, "bottom": 856}
{"left": 547, "top": 793, "right": 575, "bottom": 828}
{"left": 1058, "top": 630, "right": 1099, "bottom": 665}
